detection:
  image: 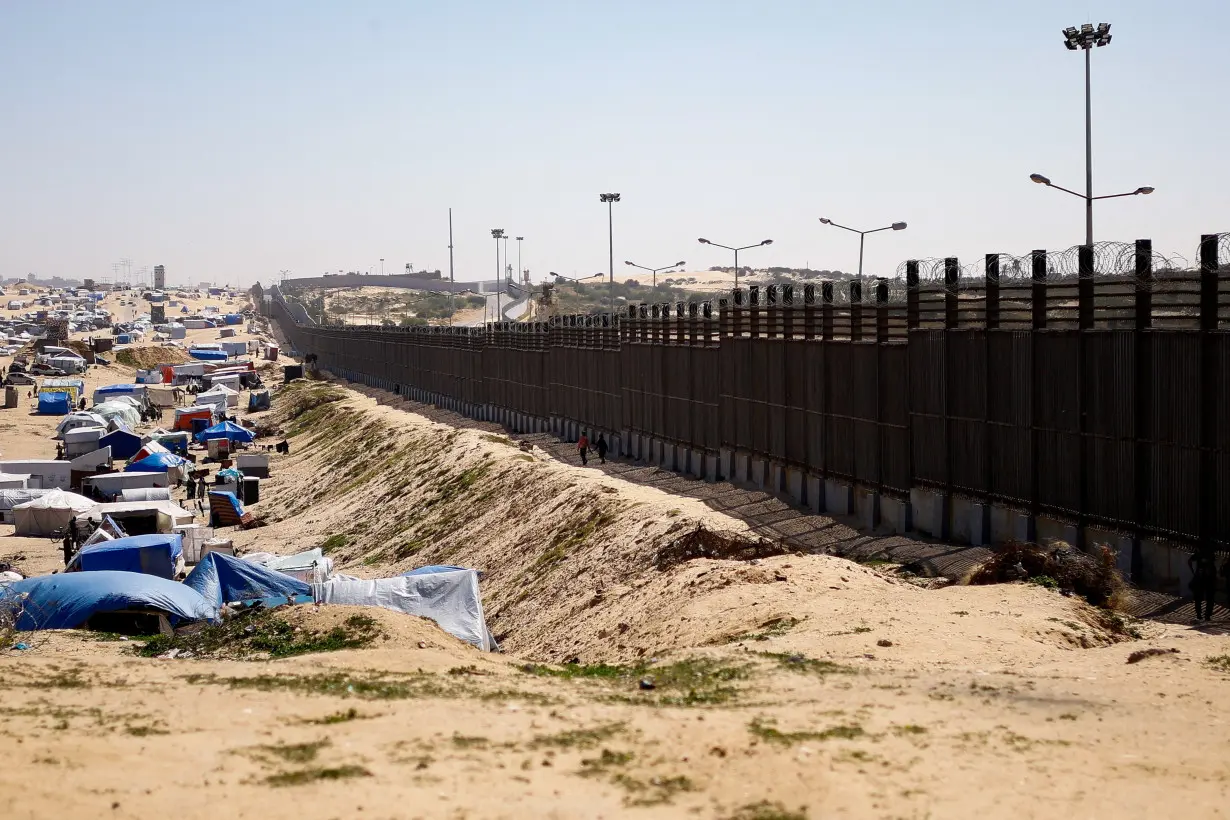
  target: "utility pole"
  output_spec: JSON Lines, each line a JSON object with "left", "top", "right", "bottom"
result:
{"left": 448, "top": 208, "right": 455, "bottom": 326}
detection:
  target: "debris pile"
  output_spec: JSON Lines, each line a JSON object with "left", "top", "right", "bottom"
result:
{"left": 968, "top": 540, "right": 1126, "bottom": 608}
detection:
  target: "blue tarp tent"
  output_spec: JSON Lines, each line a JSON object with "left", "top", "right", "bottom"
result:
{"left": 125, "top": 452, "right": 186, "bottom": 472}
{"left": 99, "top": 428, "right": 143, "bottom": 460}
{"left": 93, "top": 384, "right": 144, "bottom": 403}
{"left": 0, "top": 570, "right": 218, "bottom": 631}
{"left": 184, "top": 551, "right": 311, "bottom": 608}
{"left": 37, "top": 392, "right": 71, "bottom": 415}
{"left": 224, "top": 314, "right": 244, "bottom": 325}
{"left": 67, "top": 534, "right": 183, "bottom": 579}
{"left": 195, "top": 420, "right": 255, "bottom": 444}
{"left": 189, "top": 349, "right": 228, "bottom": 362}
{"left": 180, "top": 306, "right": 190, "bottom": 313}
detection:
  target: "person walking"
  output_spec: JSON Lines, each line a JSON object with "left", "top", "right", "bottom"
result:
{"left": 595, "top": 433, "right": 608, "bottom": 465}
{"left": 62, "top": 528, "right": 74, "bottom": 566}
{"left": 1190, "top": 551, "right": 1218, "bottom": 622}
{"left": 577, "top": 431, "right": 589, "bottom": 466}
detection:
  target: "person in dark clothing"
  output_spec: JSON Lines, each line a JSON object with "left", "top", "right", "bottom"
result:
{"left": 62, "top": 530, "right": 74, "bottom": 566}
{"left": 185, "top": 475, "right": 196, "bottom": 502}
{"left": 577, "top": 431, "right": 589, "bottom": 466}
{"left": 55, "top": 443, "right": 65, "bottom": 460}
{"left": 1190, "top": 551, "right": 1218, "bottom": 621}
{"left": 595, "top": 434, "right": 608, "bottom": 464}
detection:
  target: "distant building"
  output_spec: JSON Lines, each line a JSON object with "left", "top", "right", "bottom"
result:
{"left": 154, "top": 265, "right": 166, "bottom": 290}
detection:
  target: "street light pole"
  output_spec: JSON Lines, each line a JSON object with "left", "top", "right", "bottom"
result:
{"left": 491, "top": 228, "right": 505, "bottom": 321}
{"left": 624, "top": 260, "right": 686, "bottom": 290}
{"left": 1057, "top": 22, "right": 1114, "bottom": 245}
{"left": 448, "top": 208, "right": 455, "bottom": 325}
{"left": 516, "top": 236, "right": 524, "bottom": 294}
{"left": 599, "top": 194, "right": 620, "bottom": 316}
{"left": 817, "top": 219, "right": 908, "bottom": 283}
{"left": 696, "top": 238, "right": 773, "bottom": 289}
{"left": 380, "top": 258, "right": 385, "bottom": 276}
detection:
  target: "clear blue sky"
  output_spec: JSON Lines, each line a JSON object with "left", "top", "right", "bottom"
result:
{"left": 1, "top": 1, "right": 1225, "bottom": 287}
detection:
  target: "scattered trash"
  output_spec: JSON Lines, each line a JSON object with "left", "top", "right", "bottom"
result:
{"left": 968, "top": 541, "right": 1125, "bottom": 608}
{"left": 638, "top": 677, "right": 656, "bottom": 690}
{"left": 877, "top": 639, "right": 893, "bottom": 648}
{"left": 418, "top": 641, "right": 427, "bottom": 649}
{"left": 12, "top": 642, "right": 29, "bottom": 651}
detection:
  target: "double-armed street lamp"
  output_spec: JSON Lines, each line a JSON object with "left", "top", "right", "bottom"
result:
{"left": 696, "top": 238, "right": 772, "bottom": 289}
{"left": 624, "top": 259, "right": 686, "bottom": 289}
{"left": 817, "top": 218, "right": 907, "bottom": 284}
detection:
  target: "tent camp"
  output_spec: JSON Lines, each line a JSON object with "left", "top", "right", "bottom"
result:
{"left": 92, "top": 401, "right": 141, "bottom": 427}
{"left": 314, "top": 568, "right": 495, "bottom": 651}
{"left": 196, "top": 420, "right": 254, "bottom": 444}
{"left": 0, "top": 571, "right": 218, "bottom": 631}
{"left": 185, "top": 551, "right": 311, "bottom": 608}
{"left": 56, "top": 412, "right": 107, "bottom": 439}
{"left": 12, "top": 488, "right": 97, "bottom": 536}
{"left": 37, "top": 392, "right": 71, "bottom": 415}
{"left": 66, "top": 533, "right": 184, "bottom": 579}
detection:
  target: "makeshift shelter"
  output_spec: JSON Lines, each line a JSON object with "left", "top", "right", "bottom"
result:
{"left": 314, "top": 568, "right": 495, "bottom": 651}
{"left": 0, "top": 474, "right": 29, "bottom": 490}
{"left": 189, "top": 348, "right": 228, "bottom": 362}
{"left": 64, "top": 426, "right": 105, "bottom": 458}
{"left": 200, "top": 383, "right": 239, "bottom": 408}
{"left": 174, "top": 406, "right": 215, "bottom": 432}
{"left": 66, "top": 533, "right": 183, "bottom": 579}
{"left": 208, "top": 491, "right": 250, "bottom": 527}
{"left": 119, "top": 488, "right": 172, "bottom": 502}
{"left": 196, "top": 420, "right": 254, "bottom": 444}
{"left": 84, "top": 471, "right": 169, "bottom": 501}
{"left": 147, "top": 431, "right": 190, "bottom": 456}
{"left": 56, "top": 412, "right": 107, "bottom": 439}
{"left": 99, "top": 428, "right": 143, "bottom": 460}
{"left": 12, "top": 488, "right": 98, "bottom": 536}
{"left": 242, "top": 549, "right": 333, "bottom": 584}
{"left": 195, "top": 389, "right": 228, "bottom": 414}
{"left": 126, "top": 452, "right": 186, "bottom": 473}
{"left": 92, "top": 384, "right": 146, "bottom": 405}
{"left": 0, "top": 571, "right": 218, "bottom": 632}
{"left": 0, "top": 489, "right": 50, "bottom": 523}
{"left": 1, "top": 459, "right": 71, "bottom": 490}
{"left": 92, "top": 400, "right": 141, "bottom": 427}
{"left": 86, "top": 500, "right": 194, "bottom": 535}
{"left": 185, "top": 551, "right": 311, "bottom": 609}
{"left": 247, "top": 390, "right": 270, "bottom": 411}
{"left": 39, "top": 378, "right": 85, "bottom": 404}
{"left": 37, "top": 392, "right": 71, "bottom": 415}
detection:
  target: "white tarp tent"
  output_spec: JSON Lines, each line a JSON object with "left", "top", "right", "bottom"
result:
{"left": 92, "top": 401, "right": 141, "bottom": 427}
{"left": 242, "top": 549, "right": 333, "bottom": 585}
{"left": 199, "top": 384, "right": 239, "bottom": 408}
{"left": 12, "top": 488, "right": 98, "bottom": 536}
{"left": 0, "top": 488, "right": 50, "bottom": 523}
{"left": 55, "top": 412, "right": 107, "bottom": 439}
{"left": 313, "top": 568, "right": 495, "bottom": 651}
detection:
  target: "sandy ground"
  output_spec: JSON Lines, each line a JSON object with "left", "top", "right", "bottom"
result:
{"left": 2, "top": 346, "right": 1230, "bottom": 818}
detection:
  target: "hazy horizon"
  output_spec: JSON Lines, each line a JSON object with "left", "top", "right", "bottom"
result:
{"left": 2, "top": 1, "right": 1226, "bottom": 288}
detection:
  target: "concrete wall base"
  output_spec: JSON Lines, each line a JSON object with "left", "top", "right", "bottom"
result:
{"left": 825, "top": 479, "right": 853, "bottom": 516}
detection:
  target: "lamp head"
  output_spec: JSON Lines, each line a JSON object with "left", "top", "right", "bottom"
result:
{"left": 819, "top": 217, "right": 832, "bottom": 224}
{"left": 761, "top": 239, "right": 773, "bottom": 246}
{"left": 624, "top": 260, "right": 634, "bottom": 266}
{"left": 891, "top": 222, "right": 907, "bottom": 231}
{"left": 599, "top": 193, "right": 621, "bottom": 203}
{"left": 1135, "top": 186, "right": 1155, "bottom": 195}
{"left": 1029, "top": 173, "right": 1051, "bottom": 185}
{"left": 675, "top": 260, "right": 686, "bottom": 266}
{"left": 698, "top": 238, "right": 710, "bottom": 245}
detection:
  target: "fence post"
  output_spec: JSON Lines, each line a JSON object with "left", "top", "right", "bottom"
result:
{"left": 1027, "top": 249, "right": 1046, "bottom": 543}
{"left": 944, "top": 258, "right": 959, "bottom": 329}
{"left": 985, "top": 254, "right": 1000, "bottom": 330}
{"left": 1199, "top": 234, "right": 1219, "bottom": 560}
{"left": 1076, "top": 245, "right": 1095, "bottom": 549}
{"left": 821, "top": 282, "right": 834, "bottom": 341}
{"left": 874, "top": 279, "right": 889, "bottom": 342}
{"left": 749, "top": 286, "right": 761, "bottom": 339}
{"left": 720, "top": 293, "right": 734, "bottom": 340}
{"left": 1031, "top": 250, "right": 1047, "bottom": 329}
{"left": 1132, "top": 239, "right": 1153, "bottom": 582}
{"left": 849, "top": 281, "right": 863, "bottom": 342}
{"left": 906, "top": 261, "right": 920, "bottom": 331}
{"left": 782, "top": 284, "right": 795, "bottom": 341}
{"left": 803, "top": 284, "right": 817, "bottom": 340}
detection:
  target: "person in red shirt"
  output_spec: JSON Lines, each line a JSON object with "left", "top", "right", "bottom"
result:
{"left": 577, "top": 431, "right": 589, "bottom": 466}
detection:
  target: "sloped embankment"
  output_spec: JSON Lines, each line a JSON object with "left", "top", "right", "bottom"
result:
{"left": 243, "top": 379, "right": 1139, "bottom": 664}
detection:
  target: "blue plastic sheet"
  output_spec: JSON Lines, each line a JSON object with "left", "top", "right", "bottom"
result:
{"left": 68, "top": 534, "right": 184, "bottom": 579}
{"left": 195, "top": 420, "right": 255, "bottom": 443}
{"left": 125, "top": 452, "right": 186, "bottom": 472}
{"left": 37, "top": 393, "right": 71, "bottom": 415}
{"left": 189, "top": 349, "right": 228, "bottom": 362}
{"left": 184, "top": 551, "right": 311, "bottom": 608}
{"left": 0, "top": 571, "right": 218, "bottom": 631}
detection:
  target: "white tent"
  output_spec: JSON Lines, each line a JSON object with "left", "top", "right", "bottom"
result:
{"left": 199, "top": 384, "right": 238, "bottom": 409}
{"left": 12, "top": 488, "right": 98, "bottom": 536}
{"left": 92, "top": 401, "right": 141, "bottom": 427}
{"left": 55, "top": 412, "right": 107, "bottom": 439}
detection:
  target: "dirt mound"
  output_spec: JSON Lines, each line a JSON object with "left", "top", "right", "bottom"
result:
{"left": 115, "top": 345, "right": 194, "bottom": 369}
{"left": 967, "top": 540, "right": 1127, "bottom": 608}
